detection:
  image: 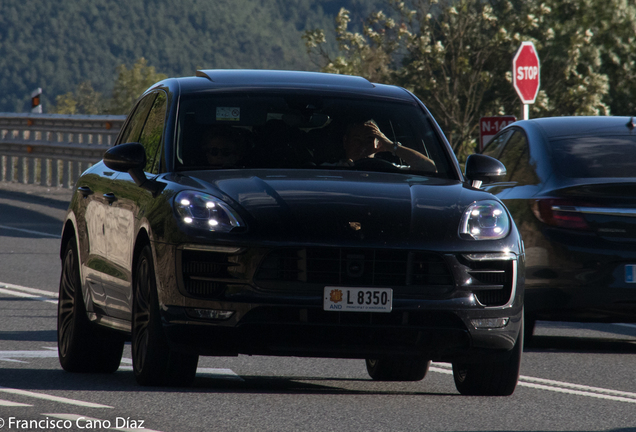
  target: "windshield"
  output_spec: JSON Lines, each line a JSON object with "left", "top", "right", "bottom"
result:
{"left": 550, "top": 135, "right": 636, "bottom": 178}
{"left": 175, "top": 92, "right": 455, "bottom": 178}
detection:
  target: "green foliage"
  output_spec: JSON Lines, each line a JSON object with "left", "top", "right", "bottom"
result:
{"left": 108, "top": 58, "right": 167, "bottom": 115}
{"left": 49, "top": 58, "right": 166, "bottom": 115}
{"left": 0, "top": 0, "right": 380, "bottom": 113}
{"left": 50, "top": 82, "right": 104, "bottom": 114}
{"left": 303, "top": 7, "right": 404, "bottom": 82}
{"left": 305, "top": 0, "right": 636, "bottom": 160}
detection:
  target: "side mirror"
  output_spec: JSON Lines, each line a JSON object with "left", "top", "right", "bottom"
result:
{"left": 464, "top": 154, "right": 506, "bottom": 188}
{"left": 103, "top": 142, "right": 162, "bottom": 194}
{"left": 104, "top": 142, "right": 146, "bottom": 173}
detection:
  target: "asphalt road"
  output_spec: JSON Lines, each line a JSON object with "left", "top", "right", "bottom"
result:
{"left": 1, "top": 181, "right": 635, "bottom": 432}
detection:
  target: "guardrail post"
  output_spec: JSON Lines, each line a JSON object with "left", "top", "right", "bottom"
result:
{"left": 40, "top": 159, "right": 49, "bottom": 186}
{"left": 72, "top": 161, "right": 81, "bottom": 187}
{"left": 52, "top": 159, "right": 60, "bottom": 187}
{"left": 6, "top": 156, "right": 14, "bottom": 182}
{"left": 61, "top": 160, "right": 70, "bottom": 188}
{"left": 17, "top": 156, "right": 25, "bottom": 183}
{"left": 27, "top": 157, "right": 36, "bottom": 184}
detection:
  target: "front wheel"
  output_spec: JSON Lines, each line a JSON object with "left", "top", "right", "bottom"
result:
{"left": 452, "top": 317, "right": 523, "bottom": 396}
{"left": 57, "top": 236, "right": 124, "bottom": 373}
{"left": 131, "top": 245, "right": 199, "bottom": 386}
{"left": 365, "top": 357, "right": 431, "bottom": 381}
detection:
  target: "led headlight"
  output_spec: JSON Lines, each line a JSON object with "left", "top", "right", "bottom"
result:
{"left": 174, "top": 191, "right": 244, "bottom": 233}
{"left": 459, "top": 200, "right": 510, "bottom": 240}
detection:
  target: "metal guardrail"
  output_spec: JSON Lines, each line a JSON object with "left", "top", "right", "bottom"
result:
{"left": 0, "top": 113, "right": 126, "bottom": 188}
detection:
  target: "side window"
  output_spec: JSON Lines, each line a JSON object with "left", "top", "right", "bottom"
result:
{"left": 498, "top": 130, "right": 538, "bottom": 185}
{"left": 482, "top": 129, "right": 513, "bottom": 158}
{"left": 139, "top": 92, "right": 167, "bottom": 174}
{"left": 117, "top": 94, "right": 157, "bottom": 145}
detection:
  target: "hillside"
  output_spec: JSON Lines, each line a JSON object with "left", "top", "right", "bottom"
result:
{"left": 0, "top": 0, "right": 378, "bottom": 112}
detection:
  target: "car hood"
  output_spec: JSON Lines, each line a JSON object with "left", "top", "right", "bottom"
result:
{"left": 173, "top": 170, "right": 486, "bottom": 246}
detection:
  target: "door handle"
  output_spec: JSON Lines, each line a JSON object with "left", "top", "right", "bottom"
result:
{"left": 77, "top": 186, "right": 93, "bottom": 197}
{"left": 103, "top": 193, "right": 117, "bottom": 204}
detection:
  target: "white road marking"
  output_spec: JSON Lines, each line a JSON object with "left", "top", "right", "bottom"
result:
{"left": 520, "top": 381, "right": 636, "bottom": 404}
{"left": 196, "top": 367, "right": 245, "bottom": 381}
{"left": 0, "top": 282, "right": 59, "bottom": 298}
{"left": 0, "top": 350, "right": 58, "bottom": 362}
{"left": 520, "top": 375, "right": 636, "bottom": 398}
{"left": 0, "top": 398, "right": 32, "bottom": 407}
{"left": 0, "top": 387, "right": 112, "bottom": 408}
{"left": 43, "top": 414, "right": 163, "bottom": 432}
{"left": 0, "top": 224, "right": 60, "bottom": 238}
{"left": 0, "top": 284, "right": 57, "bottom": 305}
{"left": 431, "top": 363, "right": 636, "bottom": 403}
{"left": 0, "top": 358, "right": 27, "bottom": 363}
{"left": 0, "top": 348, "right": 58, "bottom": 363}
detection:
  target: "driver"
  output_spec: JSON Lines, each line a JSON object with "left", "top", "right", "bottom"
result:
{"left": 341, "top": 120, "right": 436, "bottom": 172}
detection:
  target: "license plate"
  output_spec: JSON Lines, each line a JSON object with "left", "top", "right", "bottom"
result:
{"left": 626, "top": 265, "right": 636, "bottom": 283}
{"left": 323, "top": 287, "right": 393, "bottom": 312}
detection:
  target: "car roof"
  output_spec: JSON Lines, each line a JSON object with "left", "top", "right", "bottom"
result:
{"left": 523, "top": 116, "right": 636, "bottom": 139}
{"left": 170, "top": 69, "right": 414, "bottom": 101}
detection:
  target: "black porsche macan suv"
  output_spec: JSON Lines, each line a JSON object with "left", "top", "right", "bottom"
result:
{"left": 57, "top": 70, "right": 525, "bottom": 396}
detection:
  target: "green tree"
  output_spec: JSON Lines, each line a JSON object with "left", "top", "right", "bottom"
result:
{"left": 303, "top": 7, "right": 405, "bottom": 83}
{"left": 0, "top": 0, "right": 381, "bottom": 112}
{"left": 509, "top": 0, "right": 636, "bottom": 117}
{"left": 49, "top": 81, "right": 104, "bottom": 115}
{"left": 107, "top": 57, "right": 167, "bottom": 115}
{"left": 397, "top": 0, "right": 522, "bottom": 159}
{"left": 596, "top": 0, "right": 636, "bottom": 115}
{"left": 305, "top": 0, "right": 636, "bottom": 159}
{"left": 504, "top": 0, "right": 609, "bottom": 118}
{"left": 48, "top": 58, "right": 166, "bottom": 115}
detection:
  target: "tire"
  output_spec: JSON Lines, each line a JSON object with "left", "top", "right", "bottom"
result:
{"left": 365, "top": 357, "right": 431, "bottom": 381}
{"left": 57, "top": 236, "right": 124, "bottom": 373}
{"left": 132, "top": 245, "right": 199, "bottom": 387}
{"left": 452, "top": 317, "right": 523, "bottom": 396}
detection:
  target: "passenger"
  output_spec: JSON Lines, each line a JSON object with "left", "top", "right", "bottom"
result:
{"left": 341, "top": 120, "right": 436, "bottom": 172}
{"left": 202, "top": 126, "right": 249, "bottom": 167}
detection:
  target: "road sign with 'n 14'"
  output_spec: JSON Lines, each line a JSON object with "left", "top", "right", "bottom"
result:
{"left": 479, "top": 116, "right": 517, "bottom": 151}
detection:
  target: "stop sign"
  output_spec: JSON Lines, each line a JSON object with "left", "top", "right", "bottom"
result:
{"left": 513, "top": 41, "right": 540, "bottom": 104}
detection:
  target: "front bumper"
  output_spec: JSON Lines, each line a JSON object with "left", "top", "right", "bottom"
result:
{"left": 161, "top": 302, "right": 522, "bottom": 362}
{"left": 153, "top": 242, "right": 524, "bottom": 361}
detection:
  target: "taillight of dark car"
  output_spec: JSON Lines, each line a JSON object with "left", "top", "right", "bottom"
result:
{"left": 531, "top": 199, "right": 591, "bottom": 230}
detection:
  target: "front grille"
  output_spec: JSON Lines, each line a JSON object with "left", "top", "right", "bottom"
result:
{"left": 254, "top": 248, "right": 453, "bottom": 288}
{"left": 465, "top": 259, "right": 515, "bottom": 306}
{"left": 180, "top": 250, "right": 237, "bottom": 297}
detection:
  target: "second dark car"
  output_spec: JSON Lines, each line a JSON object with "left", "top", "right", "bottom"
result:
{"left": 482, "top": 116, "right": 636, "bottom": 339}
{"left": 57, "top": 70, "right": 524, "bottom": 396}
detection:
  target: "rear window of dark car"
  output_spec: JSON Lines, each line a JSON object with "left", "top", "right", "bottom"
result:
{"left": 549, "top": 135, "right": 636, "bottom": 178}
{"left": 175, "top": 92, "right": 455, "bottom": 178}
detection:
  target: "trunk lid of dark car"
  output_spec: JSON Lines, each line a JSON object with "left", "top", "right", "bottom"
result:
{"left": 548, "top": 181, "right": 636, "bottom": 242}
